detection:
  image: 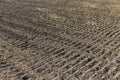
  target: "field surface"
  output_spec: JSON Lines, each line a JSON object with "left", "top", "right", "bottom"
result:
{"left": 0, "top": 0, "right": 120, "bottom": 80}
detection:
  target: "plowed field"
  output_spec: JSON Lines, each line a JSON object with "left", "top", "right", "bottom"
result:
{"left": 0, "top": 0, "right": 120, "bottom": 80}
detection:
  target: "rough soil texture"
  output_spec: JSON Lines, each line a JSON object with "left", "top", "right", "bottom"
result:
{"left": 0, "top": 0, "right": 120, "bottom": 80}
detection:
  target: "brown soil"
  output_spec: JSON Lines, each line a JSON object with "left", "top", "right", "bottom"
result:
{"left": 0, "top": 0, "right": 120, "bottom": 80}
